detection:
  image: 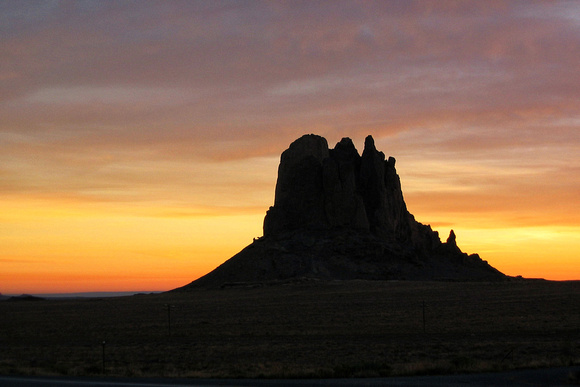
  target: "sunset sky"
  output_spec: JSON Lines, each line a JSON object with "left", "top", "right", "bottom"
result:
{"left": 1, "top": 1, "right": 579, "bottom": 294}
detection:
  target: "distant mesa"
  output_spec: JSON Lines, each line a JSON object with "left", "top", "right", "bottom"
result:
{"left": 180, "top": 134, "right": 505, "bottom": 289}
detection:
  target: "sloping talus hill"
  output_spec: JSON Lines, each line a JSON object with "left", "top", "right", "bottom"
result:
{"left": 179, "top": 134, "right": 505, "bottom": 289}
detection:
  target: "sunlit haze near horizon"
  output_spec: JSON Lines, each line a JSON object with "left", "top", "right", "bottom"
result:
{"left": 1, "top": 1, "right": 579, "bottom": 294}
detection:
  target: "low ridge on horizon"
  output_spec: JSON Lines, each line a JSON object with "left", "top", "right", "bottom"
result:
{"left": 179, "top": 134, "right": 505, "bottom": 289}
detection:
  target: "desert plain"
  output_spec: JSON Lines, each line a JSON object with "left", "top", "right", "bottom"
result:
{"left": 0, "top": 279, "right": 579, "bottom": 379}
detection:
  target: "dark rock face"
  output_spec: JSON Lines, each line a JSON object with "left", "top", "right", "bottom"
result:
{"left": 264, "top": 135, "right": 370, "bottom": 235}
{"left": 264, "top": 134, "right": 330, "bottom": 234}
{"left": 182, "top": 134, "right": 505, "bottom": 288}
{"left": 263, "top": 134, "right": 415, "bottom": 240}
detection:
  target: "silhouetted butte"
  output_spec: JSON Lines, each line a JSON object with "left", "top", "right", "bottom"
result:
{"left": 180, "top": 134, "right": 505, "bottom": 289}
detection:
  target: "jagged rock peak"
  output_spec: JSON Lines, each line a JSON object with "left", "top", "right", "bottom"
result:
{"left": 178, "top": 134, "right": 506, "bottom": 289}
{"left": 364, "top": 134, "right": 377, "bottom": 152}
{"left": 264, "top": 134, "right": 411, "bottom": 240}
{"left": 447, "top": 229, "right": 457, "bottom": 246}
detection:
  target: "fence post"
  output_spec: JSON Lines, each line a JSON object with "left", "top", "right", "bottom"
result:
{"left": 422, "top": 301, "right": 426, "bottom": 333}
{"left": 101, "top": 340, "right": 106, "bottom": 374}
{"left": 164, "top": 304, "right": 175, "bottom": 336}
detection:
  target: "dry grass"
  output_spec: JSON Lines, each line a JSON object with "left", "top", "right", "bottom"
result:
{"left": 0, "top": 280, "right": 579, "bottom": 378}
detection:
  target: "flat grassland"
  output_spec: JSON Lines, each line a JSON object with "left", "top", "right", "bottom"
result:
{"left": 1, "top": 280, "right": 579, "bottom": 378}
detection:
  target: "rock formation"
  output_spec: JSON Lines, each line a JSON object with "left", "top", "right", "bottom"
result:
{"left": 180, "top": 134, "right": 505, "bottom": 288}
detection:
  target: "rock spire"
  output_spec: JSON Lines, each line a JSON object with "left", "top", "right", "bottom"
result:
{"left": 180, "top": 134, "right": 505, "bottom": 289}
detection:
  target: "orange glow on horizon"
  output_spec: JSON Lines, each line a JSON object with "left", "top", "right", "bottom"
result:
{"left": 1, "top": 2, "right": 578, "bottom": 294}
{"left": 1, "top": 192, "right": 578, "bottom": 295}
{"left": 0, "top": 197, "right": 264, "bottom": 294}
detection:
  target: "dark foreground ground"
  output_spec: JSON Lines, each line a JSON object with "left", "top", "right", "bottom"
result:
{"left": 1, "top": 366, "right": 580, "bottom": 386}
{"left": 0, "top": 280, "right": 579, "bottom": 379}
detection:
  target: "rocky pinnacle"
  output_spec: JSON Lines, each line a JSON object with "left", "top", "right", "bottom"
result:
{"left": 181, "top": 134, "right": 505, "bottom": 289}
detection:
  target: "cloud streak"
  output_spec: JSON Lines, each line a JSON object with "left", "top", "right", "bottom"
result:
{"left": 3, "top": 1, "right": 579, "bottom": 153}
